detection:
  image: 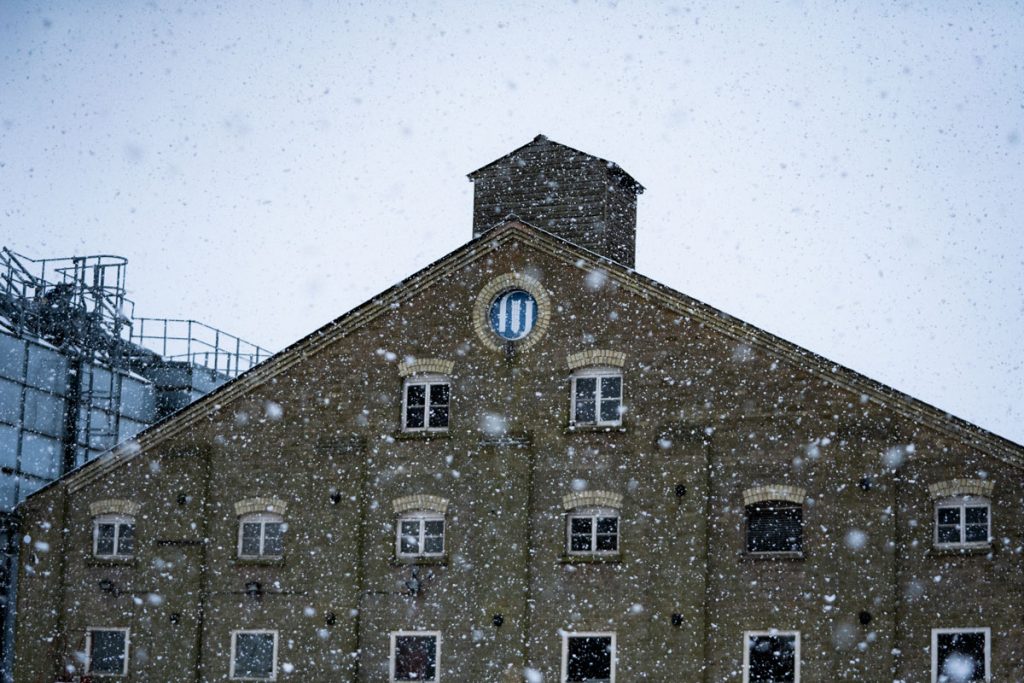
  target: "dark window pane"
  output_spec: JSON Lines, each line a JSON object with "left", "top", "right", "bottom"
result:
{"left": 423, "top": 520, "right": 444, "bottom": 554}
{"left": 429, "top": 383, "right": 449, "bottom": 406}
{"left": 571, "top": 518, "right": 592, "bottom": 534}
{"left": 938, "top": 507, "right": 961, "bottom": 525}
{"left": 600, "top": 376, "right": 621, "bottom": 398}
{"left": 394, "top": 635, "right": 437, "bottom": 681}
{"left": 937, "top": 525, "right": 961, "bottom": 544}
{"left": 575, "top": 377, "right": 596, "bottom": 400}
{"left": 566, "top": 636, "right": 612, "bottom": 682}
{"left": 89, "top": 630, "right": 126, "bottom": 674}
{"left": 406, "top": 384, "right": 426, "bottom": 405}
{"left": 596, "top": 516, "right": 618, "bottom": 551}
{"left": 117, "top": 523, "right": 134, "bottom": 555}
{"left": 405, "top": 406, "right": 425, "bottom": 429}
{"left": 599, "top": 398, "right": 621, "bottom": 423}
{"left": 574, "top": 399, "right": 596, "bottom": 424}
{"left": 965, "top": 506, "right": 988, "bottom": 524}
{"left": 241, "top": 523, "right": 262, "bottom": 556}
{"left": 747, "top": 503, "right": 802, "bottom": 552}
{"left": 748, "top": 634, "right": 797, "bottom": 683}
{"left": 571, "top": 535, "right": 592, "bottom": 551}
{"left": 96, "top": 524, "right": 116, "bottom": 556}
{"left": 400, "top": 521, "right": 421, "bottom": 554}
{"left": 234, "top": 632, "right": 275, "bottom": 679}
{"left": 937, "top": 631, "right": 986, "bottom": 682}
{"left": 965, "top": 524, "right": 988, "bottom": 543}
{"left": 570, "top": 517, "right": 593, "bottom": 551}
{"left": 428, "top": 406, "right": 449, "bottom": 428}
{"left": 263, "top": 522, "right": 283, "bottom": 556}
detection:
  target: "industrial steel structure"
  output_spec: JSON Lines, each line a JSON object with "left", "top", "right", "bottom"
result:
{"left": 0, "top": 247, "right": 269, "bottom": 678}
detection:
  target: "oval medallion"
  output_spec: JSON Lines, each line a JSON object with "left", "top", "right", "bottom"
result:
{"left": 489, "top": 290, "right": 538, "bottom": 341}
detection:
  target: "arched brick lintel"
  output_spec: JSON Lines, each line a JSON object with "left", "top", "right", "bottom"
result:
{"left": 742, "top": 485, "right": 807, "bottom": 506}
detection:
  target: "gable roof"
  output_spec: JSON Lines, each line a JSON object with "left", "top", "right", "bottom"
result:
{"left": 467, "top": 134, "right": 645, "bottom": 193}
{"left": 36, "top": 218, "right": 1024, "bottom": 498}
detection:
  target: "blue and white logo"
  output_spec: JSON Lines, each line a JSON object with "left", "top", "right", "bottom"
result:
{"left": 489, "top": 290, "right": 538, "bottom": 341}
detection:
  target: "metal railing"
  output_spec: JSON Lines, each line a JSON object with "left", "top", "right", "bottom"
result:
{"left": 131, "top": 317, "right": 271, "bottom": 379}
{"left": 0, "top": 247, "right": 135, "bottom": 348}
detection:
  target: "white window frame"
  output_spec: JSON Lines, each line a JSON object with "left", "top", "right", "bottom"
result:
{"left": 396, "top": 511, "right": 446, "bottom": 559}
{"left": 570, "top": 367, "right": 623, "bottom": 427}
{"left": 92, "top": 514, "right": 135, "bottom": 559}
{"left": 934, "top": 496, "right": 991, "bottom": 549}
{"left": 742, "top": 630, "right": 801, "bottom": 683}
{"left": 561, "top": 631, "right": 616, "bottom": 683}
{"left": 390, "top": 630, "right": 441, "bottom": 682}
{"left": 85, "top": 626, "right": 130, "bottom": 677}
{"left": 402, "top": 374, "right": 450, "bottom": 432}
{"left": 931, "top": 627, "right": 990, "bottom": 683}
{"left": 237, "top": 512, "right": 285, "bottom": 559}
{"left": 566, "top": 506, "right": 620, "bottom": 557}
{"left": 230, "top": 629, "right": 279, "bottom": 681}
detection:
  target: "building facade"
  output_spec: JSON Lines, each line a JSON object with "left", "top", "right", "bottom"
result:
{"left": 13, "top": 137, "right": 1024, "bottom": 683}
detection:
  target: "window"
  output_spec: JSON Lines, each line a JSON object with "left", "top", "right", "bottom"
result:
{"left": 93, "top": 514, "right": 135, "bottom": 558}
{"left": 238, "top": 512, "right": 284, "bottom": 559}
{"left": 932, "top": 628, "right": 989, "bottom": 682}
{"left": 231, "top": 630, "right": 277, "bottom": 680}
{"left": 390, "top": 631, "right": 440, "bottom": 682}
{"left": 567, "top": 508, "right": 619, "bottom": 556}
{"left": 743, "top": 631, "right": 800, "bottom": 683}
{"left": 397, "top": 511, "right": 445, "bottom": 558}
{"left": 571, "top": 368, "right": 622, "bottom": 427}
{"left": 86, "top": 627, "right": 129, "bottom": 676}
{"left": 746, "top": 501, "right": 802, "bottom": 554}
{"left": 934, "top": 497, "right": 990, "bottom": 548}
{"left": 403, "top": 375, "right": 450, "bottom": 431}
{"left": 562, "top": 632, "right": 615, "bottom": 683}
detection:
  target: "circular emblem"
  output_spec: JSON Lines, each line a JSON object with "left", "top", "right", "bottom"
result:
{"left": 489, "top": 289, "right": 538, "bottom": 340}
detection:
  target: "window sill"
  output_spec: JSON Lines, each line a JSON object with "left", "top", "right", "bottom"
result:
{"left": 566, "top": 424, "right": 626, "bottom": 434}
{"left": 86, "top": 556, "right": 138, "bottom": 567}
{"left": 560, "top": 553, "right": 623, "bottom": 564}
{"left": 394, "top": 430, "right": 451, "bottom": 441}
{"left": 929, "top": 544, "right": 992, "bottom": 557}
{"left": 742, "top": 551, "right": 805, "bottom": 561}
{"left": 234, "top": 556, "right": 285, "bottom": 566}
{"left": 391, "top": 556, "right": 448, "bottom": 566}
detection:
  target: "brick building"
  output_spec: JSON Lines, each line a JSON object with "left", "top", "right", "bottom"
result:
{"left": 13, "top": 136, "right": 1024, "bottom": 682}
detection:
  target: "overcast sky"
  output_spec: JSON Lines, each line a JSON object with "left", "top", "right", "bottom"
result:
{"left": 1, "top": 1, "right": 1022, "bottom": 444}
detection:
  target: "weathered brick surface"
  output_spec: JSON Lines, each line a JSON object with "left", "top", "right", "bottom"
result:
{"left": 469, "top": 135, "right": 642, "bottom": 267}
